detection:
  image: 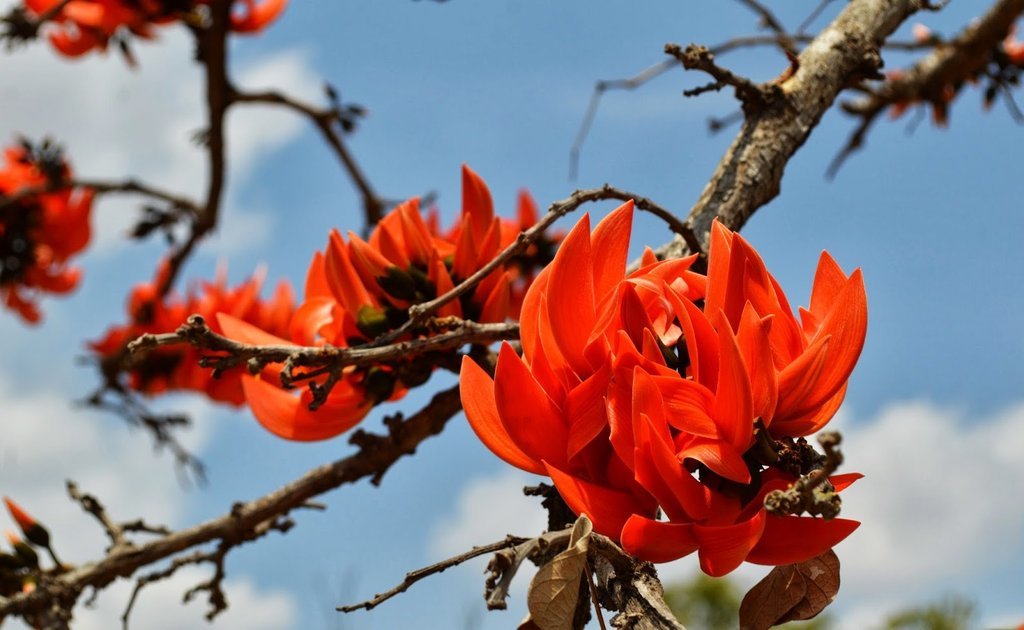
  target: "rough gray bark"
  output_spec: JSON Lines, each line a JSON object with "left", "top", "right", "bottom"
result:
{"left": 683, "top": 0, "right": 927, "bottom": 247}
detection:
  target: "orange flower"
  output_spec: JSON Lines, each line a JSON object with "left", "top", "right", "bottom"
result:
{"left": 704, "top": 221, "right": 867, "bottom": 437}
{"left": 0, "top": 139, "right": 92, "bottom": 324}
{"left": 91, "top": 261, "right": 294, "bottom": 406}
{"left": 462, "top": 204, "right": 866, "bottom": 575}
{"left": 229, "top": 166, "right": 555, "bottom": 442}
{"left": 24, "top": 0, "right": 287, "bottom": 60}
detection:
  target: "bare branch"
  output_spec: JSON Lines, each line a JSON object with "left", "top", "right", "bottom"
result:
{"left": 665, "top": 43, "right": 780, "bottom": 109}
{"left": 0, "top": 383, "right": 466, "bottom": 624}
{"left": 0, "top": 177, "right": 200, "bottom": 215}
{"left": 338, "top": 536, "right": 529, "bottom": 613}
{"left": 127, "top": 314, "right": 515, "bottom": 407}
{"left": 155, "top": 0, "right": 232, "bottom": 297}
{"left": 832, "top": 0, "right": 1024, "bottom": 175}
{"left": 346, "top": 525, "right": 686, "bottom": 630}
{"left": 230, "top": 88, "right": 385, "bottom": 229}
{"left": 66, "top": 482, "right": 130, "bottom": 554}
{"left": 679, "top": 0, "right": 927, "bottom": 253}
{"left": 82, "top": 385, "right": 206, "bottom": 483}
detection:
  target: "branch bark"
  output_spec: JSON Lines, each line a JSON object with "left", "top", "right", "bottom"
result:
{"left": 681, "top": 0, "right": 927, "bottom": 249}
{"left": 0, "top": 383, "right": 466, "bottom": 624}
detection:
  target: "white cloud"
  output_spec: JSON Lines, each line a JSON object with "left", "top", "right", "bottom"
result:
{"left": 429, "top": 468, "right": 548, "bottom": 613}
{"left": 430, "top": 468, "right": 548, "bottom": 559}
{"left": 827, "top": 401, "right": 1024, "bottom": 627}
{"left": 0, "top": 377, "right": 211, "bottom": 561}
{"left": 0, "top": 21, "right": 318, "bottom": 256}
{"left": 0, "top": 373, "right": 300, "bottom": 629}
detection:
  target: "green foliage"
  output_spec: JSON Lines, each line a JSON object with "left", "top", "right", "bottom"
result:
{"left": 882, "top": 595, "right": 976, "bottom": 630}
{"left": 663, "top": 574, "right": 832, "bottom": 630}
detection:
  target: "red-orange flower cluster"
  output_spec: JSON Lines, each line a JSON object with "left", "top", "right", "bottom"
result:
{"left": 461, "top": 203, "right": 867, "bottom": 576}
{"left": 24, "top": 0, "right": 287, "bottom": 59}
{"left": 0, "top": 140, "right": 92, "bottom": 324}
{"left": 91, "top": 262, "right": 293, "bottom": 406}
{"left": 220, "top": 165, "right": 557, "bottom": 441}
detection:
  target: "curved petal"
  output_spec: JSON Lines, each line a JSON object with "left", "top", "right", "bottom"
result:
{"left": 712, "top": 313, "right": 754, "bottom": 451}
{"left": 217, "top": 313, "right": 293, "bottom": 347}
{"left": 493, "top": 343, "right": 568, "bottom": 468}
{"left": 459, "top": 356, "right": 544, "bottom": 474}
{"left": 546, "top": 462, "right": 646, "bottom": 539}
{"left": 566, "top": 362, "right": 612, "bottom": 461}
{"left": 621, "top": 515, "right": 699, "bottom": 564}
{"left": 546, "top": 213, "right": 596, "bottom": 376}
{"left": 655, "top": 376, "right": 720, "bottom": 439}
{"left": 240, "top": 375, "right": 369, "bottom": 441}
{"left": 677, "top": 435, "right": 750, "bottom": 484}
{"left": 461, "top": 164, "right": 494, "bottom": 240}
{"left": 695, "top": 509, "right": 766, "bottom": 576}
{"left": 589, "top": 201, "right": 633, "bottom": 301}
{"left": 746, "top": 515, "right": 859, "bottom": 566}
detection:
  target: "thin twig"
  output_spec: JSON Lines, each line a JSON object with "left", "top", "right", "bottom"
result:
{"left": 157, "top": 0, "right": 232, "bottom": 297}
{"left": 230, "top": 89, "right": 385, "bottom": 229}
{"left": 373, "top": 185, "right": 695, "bottom": 348}
{"left": 337, "top": 536, "right": 529, "bottom": 613}
{"left": 0, "top": 178, "right": 200, "bottom": 214}
{"left": 67, "top": 482, "right": 129, "bottom": 553}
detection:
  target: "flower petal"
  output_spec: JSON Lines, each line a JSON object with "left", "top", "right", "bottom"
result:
{"left": 621, "top": 515, "right": 699, "bottom": 563}
{"left": 460, "top": 356, "right": 544, "bottom": 474}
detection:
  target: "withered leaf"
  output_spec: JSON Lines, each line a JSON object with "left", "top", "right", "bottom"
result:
{"left": 739, "top": 550, "right": 841, "bottom": 630}
{"left": 519, "top": 515, "right": 594, "bottom": 630}
{"left": 777, "top": 550, "right": 840, "bottom": 624}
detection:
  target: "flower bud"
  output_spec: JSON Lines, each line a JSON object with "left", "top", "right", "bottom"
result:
{"left": 3, "top": 498, "right": 49, "bottom": 549}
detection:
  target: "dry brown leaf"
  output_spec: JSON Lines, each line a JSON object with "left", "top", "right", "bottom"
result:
{"left": 739, "top": 550, "right": 841, "bottom": 630}
{"left": 777, "top": 550, "right": 840, "bottom": 624}
{"left": 519, "top": 515, "right": 594, "bottom": 630}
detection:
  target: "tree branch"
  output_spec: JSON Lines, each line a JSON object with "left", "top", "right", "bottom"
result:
{"left": 230, "top": 88, "right": 385, "bottom": 229}
{"left": 831, "top": 0, "right": 1024, "bottom": 174}
{"left": 0, "top": 383, "right": 466, "bottom": 625}
{"left": 680, "top": 0, "right": 927, "bottom": 253}
{"left": 0, "top": 177, "right": 200, "bottom": 215}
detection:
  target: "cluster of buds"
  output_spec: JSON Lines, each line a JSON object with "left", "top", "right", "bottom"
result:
{"left": 461, "top": 204, "right": 867, "bottom": 576}
{"left": 22, "top": 0, "right": 286, "bottom": 61}
{"left": 1, "top": 498, "right": 60, "bottom": 596}
{"left": 0, "top": 139, "right": 93, "bottom": 324}
{"left": 219, "top": 166, "right": 560, "bottom": 441}
{"left": 90, "top": 261, "right": 294, "bottom": 406}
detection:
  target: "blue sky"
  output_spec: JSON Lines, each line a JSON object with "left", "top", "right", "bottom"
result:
{"left": 1, "top": 1, "right": 1023, "bottom": 628}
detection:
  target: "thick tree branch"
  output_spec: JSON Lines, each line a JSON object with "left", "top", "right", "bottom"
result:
{"left": 0, "top": 383, "right": 466, "bottom": 625}
{"left": 832, "top": 0, "right": 1024, "bottom": 174}
{"left": 681, "top": 0, "right": 928, "bottom": 251}
{"left": 127, "top": 313, "right": 517, "bottom": 391}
